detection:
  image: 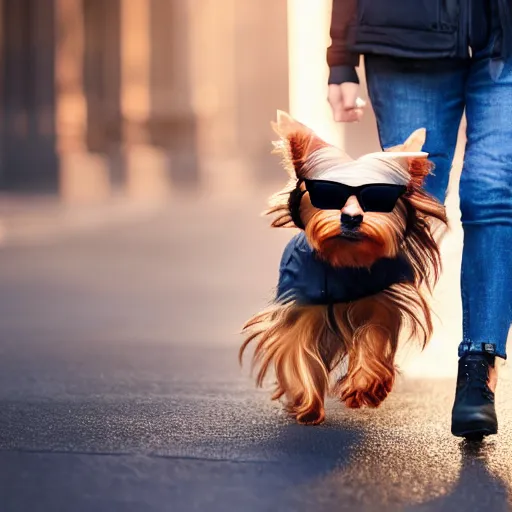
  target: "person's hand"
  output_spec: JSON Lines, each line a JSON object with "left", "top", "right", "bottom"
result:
{"left": 328, "top": 83, "right": 366, "bottom": 123}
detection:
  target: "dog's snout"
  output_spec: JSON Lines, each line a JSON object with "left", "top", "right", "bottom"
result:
{"left": 341, "top": 213, "right": 363, "bottom": 229}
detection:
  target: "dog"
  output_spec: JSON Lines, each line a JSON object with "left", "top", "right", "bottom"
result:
{"left": 239, "top": 111, "right": 448, "bottom": 425}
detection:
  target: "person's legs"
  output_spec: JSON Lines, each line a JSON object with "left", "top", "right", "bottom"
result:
{"left": 450, "top": 9, "right": 512, "bottom": 439}
{"left": 364, "top": 54, "right": 507, "bottom": 438}
{"left": 365, "top": 56, "right": 467, "bottom": 203}
{"left": 458, "top": 46, "right": 512, "bottom": 361}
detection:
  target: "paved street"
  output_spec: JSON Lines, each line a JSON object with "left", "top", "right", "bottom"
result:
{"left": 0, "top": 190, "right": 511, "bottom": 512}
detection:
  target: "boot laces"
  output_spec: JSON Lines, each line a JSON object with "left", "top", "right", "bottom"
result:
{"left": 460, "top": 358, "right": 494, "bottom": 400}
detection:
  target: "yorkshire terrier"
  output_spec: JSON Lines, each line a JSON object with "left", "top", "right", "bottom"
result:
{"left": 239, "top": 111, "right": 448, "bottom": 425}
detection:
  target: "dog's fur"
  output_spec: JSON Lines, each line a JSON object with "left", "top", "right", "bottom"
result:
{"left": 239, "top": 112, "right": 448, "bottom": 425}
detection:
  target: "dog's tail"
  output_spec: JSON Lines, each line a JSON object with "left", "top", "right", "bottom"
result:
{"left": 240, "top": 302, "right": 342, "bottom": 424}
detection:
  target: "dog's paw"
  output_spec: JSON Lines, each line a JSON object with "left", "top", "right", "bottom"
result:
{"left": 338, "top": 377, "right": 393, "bottom": 409}
{"left": 343, "top": 389, "right": 386, "bottom": 408}
{"left": 296, "top": 407, "right": 325, "bottom": 425}
{"left": 287, "top": 394, "right": 326, "bottom": 425}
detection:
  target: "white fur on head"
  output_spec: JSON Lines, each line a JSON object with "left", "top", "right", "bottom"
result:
{"left": 304, "top": 148, "right": 428, "bottom": 186}
{"left": 270, "top": 111, "right": 429, "bottom": 186}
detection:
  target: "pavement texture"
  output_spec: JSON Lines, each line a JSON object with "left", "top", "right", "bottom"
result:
{"left": 0, "top": 190, "right": 511, "bottom": 512}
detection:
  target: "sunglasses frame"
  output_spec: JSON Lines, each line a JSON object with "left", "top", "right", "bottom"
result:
{"left": 304, "top": 179, "right": 408, "bottom": 213}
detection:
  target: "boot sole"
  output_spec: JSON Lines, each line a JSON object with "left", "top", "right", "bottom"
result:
{"left": 451, "top": 422, "right": 497, "bottom": 440}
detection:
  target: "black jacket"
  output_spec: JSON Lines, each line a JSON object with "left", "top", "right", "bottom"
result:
{"left": 328, "top": 0, "right": 512, "bottom": 84}
{"left": 276, "top": 232, "right": 414, "bottom": 305}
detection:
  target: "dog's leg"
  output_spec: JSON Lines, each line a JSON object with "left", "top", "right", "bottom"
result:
{"left": 333, "top": 295, "right": 402, "bottom": 408}
{"left": 277, "top": 346, "right": 329, "bottom": 425}
{"left": 273, "top": 305, "right": 334, "bottom": 425}
{"left": 241, "top": 303, "right": 334, "bottom": 425}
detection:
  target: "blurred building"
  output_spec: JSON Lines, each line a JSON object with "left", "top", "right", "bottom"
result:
{"left": 0, "top": 0, "right": 290, "bottom": 202}
{"left": 0, "top": 0, "right": 387, "bottom": 205}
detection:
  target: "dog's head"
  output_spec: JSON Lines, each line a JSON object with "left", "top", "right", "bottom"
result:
{"left": 267, "top": 111, "right": 447, "bottom": 282}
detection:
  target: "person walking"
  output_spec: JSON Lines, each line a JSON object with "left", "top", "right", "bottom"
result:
{"left": 327, "top": 0, "right": 512, "bottom": 439}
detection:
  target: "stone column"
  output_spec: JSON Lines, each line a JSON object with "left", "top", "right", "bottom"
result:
{"left": 149, "top": 0, "right": 199, "bottom": 189}
{"left": 185, "top": 0, "right": 242, "bottom": 196}
{"left": 0, "top": 0, "right": 4, "bottom": 181}
{"left": 55, "top": 0, "right": 110, "bottom": 203}
{"left": 82, "top": 0, "right": 123, "bottom": 188}
{"left": 120, "top": 0, "right": 171, "bottom": 202}
{"left": 232, "top": 1, "right": 289, "bottom": 183}
{"left": 186, "top": 0, "right": 289, "bottom": 194}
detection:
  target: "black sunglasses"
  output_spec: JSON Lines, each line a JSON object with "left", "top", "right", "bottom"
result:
{"left": 304, "top": 179, "right": 407, "bottom": 213}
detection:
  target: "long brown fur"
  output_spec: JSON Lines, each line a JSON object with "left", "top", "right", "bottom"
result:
{"left": 240, "top": 112, "right": 448, "bottom": 424}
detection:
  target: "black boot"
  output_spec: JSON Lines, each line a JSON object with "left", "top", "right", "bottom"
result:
{"left": 451, "top": 353, "right": 497, "bottom": 439}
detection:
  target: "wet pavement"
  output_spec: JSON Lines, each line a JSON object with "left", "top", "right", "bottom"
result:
{"left": 0, "top": 191, "right": 511, "bottom": 511}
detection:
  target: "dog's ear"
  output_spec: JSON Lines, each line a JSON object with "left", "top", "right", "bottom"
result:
{"left": 385, "top": 129, "right": 432, "bottom": 188}
{"left": 408, "top": 155, "right": 434, "bottom": 189}
{"left": 385, "top": 128, "right": 426, "bottom": 153}
{"left": 404, "top": 129, "right": 432, "bottom": 188}
{"left": 271, "top": 110, "right": 332, "bottom": 179}
{"left": 402, "top": 128, "right": 427, "bottom": 152}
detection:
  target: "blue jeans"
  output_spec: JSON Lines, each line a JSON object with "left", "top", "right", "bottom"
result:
{"left": 365, "top": 34, "right": 512, "bottom": 359}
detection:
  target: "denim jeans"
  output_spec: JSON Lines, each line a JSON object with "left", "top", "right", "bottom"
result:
{"left": 365, "top": 29, "right": 512, "bottom": 359}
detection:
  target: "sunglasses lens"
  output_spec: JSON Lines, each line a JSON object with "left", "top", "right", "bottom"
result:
{"left": 359, "top": 185, "right": 405, "bottom": 212}
{"left": 305, "top": 181, "right": 349, "bottom": 210}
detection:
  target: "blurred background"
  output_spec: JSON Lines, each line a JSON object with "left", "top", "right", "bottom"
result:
{"left": 0, "top": 0, "right": 385, "bottom": 205}
{"left": 0, "top": 0, "right": 472, "bottom": 373}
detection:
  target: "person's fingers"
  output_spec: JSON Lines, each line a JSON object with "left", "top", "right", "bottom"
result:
{"left": 328, "top": 84, "right": 345, "bottom": 121}
{"left": 328, "top": 84, "right": 366, "bottom": 122}
{"left": 337, "top": 107, "right": 364, "bottom": 123}
{"left": 340, "top": 82, "right": 359, "bottom": 110}
{"left": 352, "top": 107, "right": 364, "bottom": 122}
